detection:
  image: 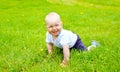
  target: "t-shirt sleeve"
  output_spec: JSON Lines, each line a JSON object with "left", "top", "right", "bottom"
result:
{"left": 46, "top": 32, "right": 52, "bottom": 43}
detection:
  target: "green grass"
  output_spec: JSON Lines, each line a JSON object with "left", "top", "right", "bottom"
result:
{"left": 0, "top": 0, "right": 120, "bottom": 72}
{"left": 78, "top": 0, "right": 120, "bottom": 6}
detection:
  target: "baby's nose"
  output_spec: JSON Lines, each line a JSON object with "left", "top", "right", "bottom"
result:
{"left": 53, "top": 26, "right": 57, "bottom": 30}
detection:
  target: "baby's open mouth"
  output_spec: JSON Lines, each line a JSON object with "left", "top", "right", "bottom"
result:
{"left": 52, "top": 30, "right": 58, "bottom": 34}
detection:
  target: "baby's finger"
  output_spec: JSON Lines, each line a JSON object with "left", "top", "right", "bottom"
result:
{"left": 60, "top": 63, "right": 66, "bottom": 67}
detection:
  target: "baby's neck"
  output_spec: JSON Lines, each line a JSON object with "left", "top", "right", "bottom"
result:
{"left": 52, "top": 35, "right": 58, "bottom": 40}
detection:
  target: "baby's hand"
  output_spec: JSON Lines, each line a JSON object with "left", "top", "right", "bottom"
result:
{"left": 46, "top": 54, "right": 51, "bottom": 58}
{"left": 60, "top": 60, "right": 68, "bottom": 67}
{"left": 46, "top": 52, "right": 52, "bottom": 58}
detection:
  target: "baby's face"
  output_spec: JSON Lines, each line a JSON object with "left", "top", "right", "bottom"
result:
{"left": 46, "top": 22, "right": 62, "bottom": 37}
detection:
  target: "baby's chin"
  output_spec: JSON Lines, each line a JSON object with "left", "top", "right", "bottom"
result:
{"left": 52, "top": 33, "right": 59, "bottom": 37}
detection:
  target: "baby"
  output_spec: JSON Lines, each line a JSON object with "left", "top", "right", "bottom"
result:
{"left": 45, "top": 12, "right": 97, "bottom": 67}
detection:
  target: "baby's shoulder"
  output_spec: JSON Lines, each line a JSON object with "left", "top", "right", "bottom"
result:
{"left": 62, "top": 29, "right": 72, "bottom": 34}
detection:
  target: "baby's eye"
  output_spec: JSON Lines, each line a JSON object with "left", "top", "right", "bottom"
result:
{"left": 49, "top": 26, "right": 53, "bottom": 28}
{"left": 55, "top": 24, "right": 59, "bottom": 26}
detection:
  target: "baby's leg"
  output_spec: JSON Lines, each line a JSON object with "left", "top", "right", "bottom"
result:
{"left": 73, "top": 35, "right": 87, "bottom": 51}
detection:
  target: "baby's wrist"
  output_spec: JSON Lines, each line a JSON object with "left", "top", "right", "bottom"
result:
{"left": 48, "top": 50, "right": 52, "bottom": 54}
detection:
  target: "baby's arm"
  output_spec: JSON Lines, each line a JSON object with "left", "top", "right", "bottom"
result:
{"left": 61, "top": 44, "right": 70, "bottom": 66}
{"left": 46, "top": 43, "right": 53, "bottom": 54}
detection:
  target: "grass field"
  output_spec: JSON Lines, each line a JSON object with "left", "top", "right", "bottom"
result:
{"left": 0, "top": 0, "right": 120, "bottom": 72}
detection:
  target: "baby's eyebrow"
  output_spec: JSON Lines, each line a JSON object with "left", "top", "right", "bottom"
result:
{"left": 49, "top": 25, "right": 53, "bottom": 26}
{"left": 56, "top": 23, "right": 59, "bottom": 24}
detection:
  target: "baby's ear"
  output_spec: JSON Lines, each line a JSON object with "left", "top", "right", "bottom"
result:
{"left": 60, "top": 21, "right": 63, "bottom": 25}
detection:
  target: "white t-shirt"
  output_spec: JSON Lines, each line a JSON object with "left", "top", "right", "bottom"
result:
{"left": 46, "top": 29, "right": 77, "bottom": 49}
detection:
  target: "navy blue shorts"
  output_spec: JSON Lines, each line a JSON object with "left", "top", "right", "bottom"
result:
{"left": 72, "top": 35, "right": 87, "bottom": 51}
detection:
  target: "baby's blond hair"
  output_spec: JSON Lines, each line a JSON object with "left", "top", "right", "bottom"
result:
{"left": 45, "top": 12, "right": 61, "bottom": 24}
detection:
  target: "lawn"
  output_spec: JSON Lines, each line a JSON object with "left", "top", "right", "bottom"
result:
{"left": 0, "top": 0, "right": 120, "bottom": 72}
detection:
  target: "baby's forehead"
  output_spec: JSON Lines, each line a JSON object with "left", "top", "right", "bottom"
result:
{"left": 46, "top": 16, "right": 60, "bottom": 24}
{"left": 46, "top": 21, "right": 60, "bottom": 26}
